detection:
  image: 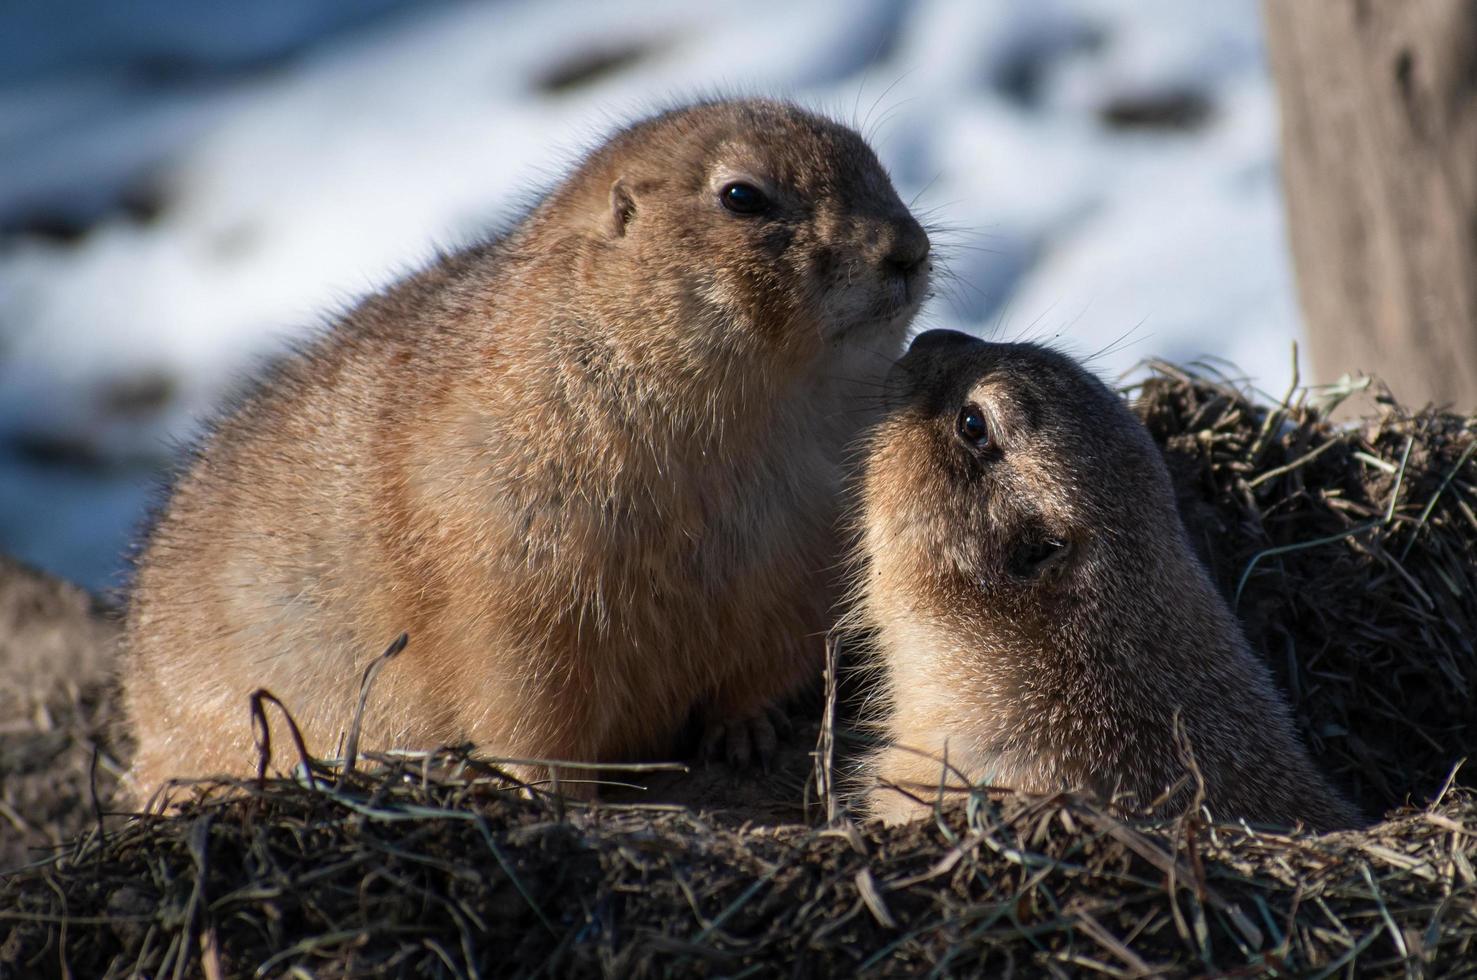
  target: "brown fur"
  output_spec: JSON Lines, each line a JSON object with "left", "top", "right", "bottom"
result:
{"left": 123, "top": 99, "right": 930, "bottom": 800}
{"left": 852, "top": 330, "right": 1362, "bottom": 831}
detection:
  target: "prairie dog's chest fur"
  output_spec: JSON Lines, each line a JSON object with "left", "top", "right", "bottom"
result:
{"left": 398, "top": 361, "right": 855, "bottom": 576}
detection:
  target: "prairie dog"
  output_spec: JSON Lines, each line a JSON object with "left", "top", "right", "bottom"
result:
{"left": 124, "top": 99, "right": 930, "bottom": 797}
{"left": 854, "top": 330, "right": 1360, "bottom": 831}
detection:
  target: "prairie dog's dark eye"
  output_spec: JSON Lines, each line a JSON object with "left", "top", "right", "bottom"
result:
{"left": 720, "top": 182, "right": 768, "bottom": 215}
{"left": 956, "top": 404, "right": 992, "bottom": 449}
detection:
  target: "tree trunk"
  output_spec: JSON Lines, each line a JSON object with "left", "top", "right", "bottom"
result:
{"left": 1263, "top": 0, "right": 1477, "bottom": 411}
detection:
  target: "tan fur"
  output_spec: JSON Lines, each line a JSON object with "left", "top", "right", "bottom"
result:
{"left": 123, "top": 99, "right": 930, "bottom": 800}
{"left": 852, "top": 331, "right": 1362, "bottom": 831}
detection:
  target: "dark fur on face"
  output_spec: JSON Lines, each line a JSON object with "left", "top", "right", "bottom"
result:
{"left": 855, "top": 330, "right": 1362, "bottom": 831}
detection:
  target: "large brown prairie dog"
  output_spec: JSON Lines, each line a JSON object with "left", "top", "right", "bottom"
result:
{"left": 853, "top": 330, "right": 1361, "bottom": 831}
{"left": 124, "top": 99, "right": 930, "bottom": 798}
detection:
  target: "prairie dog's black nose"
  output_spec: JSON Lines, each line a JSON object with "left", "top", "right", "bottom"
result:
{"left": 885, "top": 218, "right": 931, "bottom": 274}
{"left": 889, "top": 329, "right": 981, "bottom": 406}
{"left": 908, "top": 329, "right": 977, "bottom": 356}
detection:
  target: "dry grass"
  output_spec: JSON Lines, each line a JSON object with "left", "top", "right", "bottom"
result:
{"left": 1140, "top": 362, "right": 1476, "bottom": 813}
{"left": 2, "top": 361, "right": 1475, "bottom": 977}
{"left": 2, "top": 754, "right": 1474, "bottom": 978}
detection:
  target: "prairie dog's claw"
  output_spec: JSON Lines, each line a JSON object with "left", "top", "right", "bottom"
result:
{"left": 702, "top": 708, "right": 784, "bottom": 769}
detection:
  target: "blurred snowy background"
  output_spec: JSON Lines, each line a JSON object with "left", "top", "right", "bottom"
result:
{"left": 0, "top": 0, "right": 1299, "bottom": 592}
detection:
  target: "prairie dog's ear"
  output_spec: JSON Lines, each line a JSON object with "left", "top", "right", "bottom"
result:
{"left": 609, "top": 178, "right": 635, "bottom": 238}
{"left": 1005, "top": 528, "right": 1074, "bottom": 582}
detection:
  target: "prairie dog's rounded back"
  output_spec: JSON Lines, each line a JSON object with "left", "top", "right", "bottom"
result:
{"left": 123, "top": 99, "right": 931, "bottom": 799}
{"left": 854, "top": 330, "right": 1361, "bottom": 831}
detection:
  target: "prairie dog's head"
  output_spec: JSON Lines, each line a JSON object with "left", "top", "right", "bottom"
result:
{"left": 859, "top": 330, "right": 1182, "bottom": 634}
{"left": 552, "top": 99, "right": 930, "bottom": 380}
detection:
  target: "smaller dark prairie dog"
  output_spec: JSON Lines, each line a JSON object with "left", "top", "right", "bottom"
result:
{"left": 124, "top": 99, "right": 930, "bottom": 799}
{"left": 852, "top": 330, "right": 1361, "bottom": 831}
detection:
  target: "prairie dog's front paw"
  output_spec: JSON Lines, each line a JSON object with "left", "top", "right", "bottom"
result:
{"left": 699, "top": 704, "right": 792, "bottom": 769}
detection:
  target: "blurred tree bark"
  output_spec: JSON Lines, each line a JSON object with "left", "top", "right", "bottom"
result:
{"left": 1263, "top": 0, "right": 1477, "bottom": 411}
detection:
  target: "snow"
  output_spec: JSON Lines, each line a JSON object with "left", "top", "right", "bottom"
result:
{"left": 0, "top": 0, "right": 1299, "bottom": 591}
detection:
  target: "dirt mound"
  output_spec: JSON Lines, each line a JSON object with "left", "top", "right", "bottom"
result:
{"left": 1141, "top": 364, "right": 1476, "bottom": 812}
{"left": 0, "top": 555, "right": 125, "bottom": 871}
{"left": 3, "top": 756, "right": 1473, "bottom": 978}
